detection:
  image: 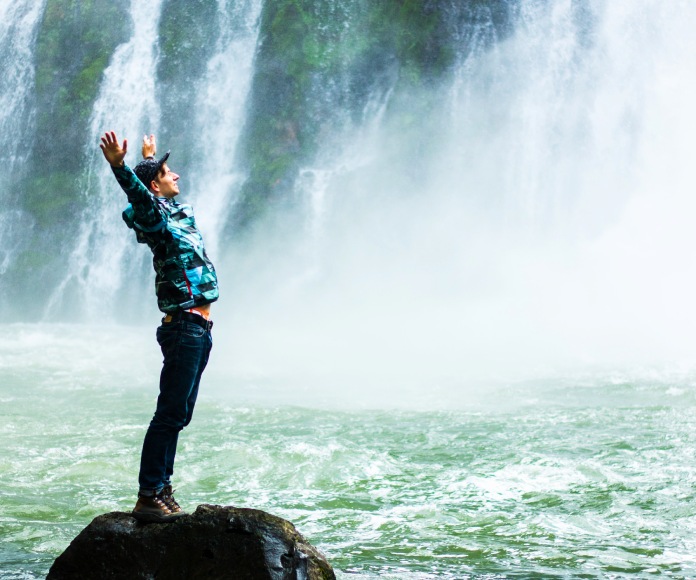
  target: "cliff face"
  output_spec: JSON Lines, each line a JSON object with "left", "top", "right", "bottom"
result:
{"left": 47, "top": 504, "right": 335, "bottom": 580}
{"left": 228, "top": 0, "right": 513, "bottom": 228}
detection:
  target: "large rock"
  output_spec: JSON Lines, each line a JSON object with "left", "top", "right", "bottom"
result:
{"left": 47, "top": 504, "right": 335, "bottom": 580}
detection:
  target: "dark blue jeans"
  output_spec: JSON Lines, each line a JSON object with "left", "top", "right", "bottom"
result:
{"left": 138, "top": 318, "right": 212, "bottom": 494}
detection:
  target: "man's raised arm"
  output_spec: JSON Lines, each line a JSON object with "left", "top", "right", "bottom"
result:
{"left": 99, "top": 131, "right": 164, "bottom": 232}
{"left": 142, "top": 134, "right": 157, "bottom": 159}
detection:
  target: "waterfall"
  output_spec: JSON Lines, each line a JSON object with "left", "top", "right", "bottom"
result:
{"left": 0, "top": 0, "right": 46, "bottom": 276}
{"left": 438, "top": 0, "right": 695, "bottom": 236}
{"left": 43, "top": 0, "right": 262, "bottom": 319}
{"left": 186, "top": 0, "right": 263, "bottom": 258}
{"left": 46, "top": 0, "right": 164, "bottom": 319}
{"left": 0, "top": 0, "right": 45, "bottom": 170}
{"left": 0, "top": 0, "right": 693, "bottom": 372}
{"left": 292, "top": 86, "right": 394, "bottom": 284}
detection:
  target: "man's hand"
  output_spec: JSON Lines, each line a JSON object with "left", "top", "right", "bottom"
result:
{"left": 142, "top": 134, "right": 157, "bottom": 159}
{"left": 99, "top": 131, "right": 127, "bottom": 168}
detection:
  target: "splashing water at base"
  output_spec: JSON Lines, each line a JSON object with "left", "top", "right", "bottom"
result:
{"left": 3, "top": 324, "right": 696, "bottom": 578}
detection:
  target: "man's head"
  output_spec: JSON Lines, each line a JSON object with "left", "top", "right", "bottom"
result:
{"left": 134, "top": 151, "right": 180, "bottom": 198}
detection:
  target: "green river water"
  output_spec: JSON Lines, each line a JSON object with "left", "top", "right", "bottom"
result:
{"left": 2, "top": 324, "right": 696, "bottom": 578}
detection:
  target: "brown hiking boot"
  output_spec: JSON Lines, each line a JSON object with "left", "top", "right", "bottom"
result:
{"left": 132, "top": 493, "right": 185, "bottom": 523}
{"left": 160, "top": 485, "right": 185, "bottom": 515}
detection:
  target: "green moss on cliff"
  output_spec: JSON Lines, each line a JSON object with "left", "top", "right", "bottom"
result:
{"left": 24, "top": 0, "right": 129, "bottom": 229}
{"left": 233, "top": 0, "right": 357, "bottom": 226}
{"left": 33, "top": 1, "right": 129, "bottom": 165}
{"left": 232, "top": 0, "right": 508, "bottom": 228}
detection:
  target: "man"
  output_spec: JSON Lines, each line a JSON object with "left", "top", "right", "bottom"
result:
{"left": 100, "top": 131, "right": 219, "bottom": 523}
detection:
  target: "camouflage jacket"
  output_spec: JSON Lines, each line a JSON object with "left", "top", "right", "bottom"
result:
{"left": 112, "top": 164, "right": 219, "bottom": 313}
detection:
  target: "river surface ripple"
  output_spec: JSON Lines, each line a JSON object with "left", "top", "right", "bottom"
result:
{"left": 2, "top": 325, "right": 696, "bottom": 578}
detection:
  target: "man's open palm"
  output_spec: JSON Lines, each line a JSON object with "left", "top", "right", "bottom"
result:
{"left": 100, "top": 131, "right": 128, "bottom": 167}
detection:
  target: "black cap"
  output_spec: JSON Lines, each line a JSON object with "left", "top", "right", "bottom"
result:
{"left": 133, "top": 151, "right": 170, "bottom": 190}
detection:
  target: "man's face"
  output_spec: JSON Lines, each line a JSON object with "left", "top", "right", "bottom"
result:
{"left": 151, "top": 163, "right": 180, "bottom": 198}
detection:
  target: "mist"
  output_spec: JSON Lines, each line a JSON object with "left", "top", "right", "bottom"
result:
{"left": 194, "top": 0, "right": 696, "bottom": 401}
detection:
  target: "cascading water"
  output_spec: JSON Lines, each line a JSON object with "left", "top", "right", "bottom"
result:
{"left": 186, "top": 0, "right": 263, "bottom": 257}
{"left": 0, "top": 0, "right": 45, "bottom": 277}
{"left": 46, "top": 0, "right": 164, "bottom": 320}
{"left": 0, "top": 0, "right": 45, "bottom": 171}
{"left": 45, "top": 0, "right": 262, "bottom": 320}
{"left": 442, "top": 0, "right": 647, "bottom": 230}
{"left": 292, "top": 85, "right": 394, "bottom": 284}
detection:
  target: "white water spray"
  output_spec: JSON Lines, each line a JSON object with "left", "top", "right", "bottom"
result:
{"left": 187, "top": 0, "right": 263, "bottom": 258}
{"left": 215, "top": 0, "right": 696, "bottom": 392}
{"left": 0, "top": 0, "right": 45, "bottom": 169}
{"left": 0, "top": 0, "right": 46, "bottom": 277}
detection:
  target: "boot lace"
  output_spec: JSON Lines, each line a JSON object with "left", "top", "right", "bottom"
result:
{"left": 160, "top": 486, "right": 182, "bottom": 513}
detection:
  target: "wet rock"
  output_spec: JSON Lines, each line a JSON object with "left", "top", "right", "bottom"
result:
{"left": 47, "top": 504, "right": 335, "bottom": 580}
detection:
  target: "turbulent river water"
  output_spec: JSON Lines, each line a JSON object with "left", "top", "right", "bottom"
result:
{"left": 3, "top": 324, "right": 696, "bottom": 579}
